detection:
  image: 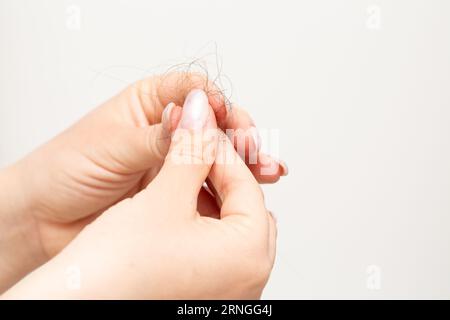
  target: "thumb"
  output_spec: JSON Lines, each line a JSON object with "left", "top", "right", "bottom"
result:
{"left": 151, "top": 89, "right": 218, "bottom": 202}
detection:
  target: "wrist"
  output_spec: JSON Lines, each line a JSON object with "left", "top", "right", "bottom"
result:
{"left": 0, "top": 164, "right": 47, "bottom": 293}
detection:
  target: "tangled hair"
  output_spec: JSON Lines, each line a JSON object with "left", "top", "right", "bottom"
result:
{"left": 90, "top": 42, "right": 234, "bottom": 120}
{"left": 158, "top": 56, "right": 234, "bottom": 112}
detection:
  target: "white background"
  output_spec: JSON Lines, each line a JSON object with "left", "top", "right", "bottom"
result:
{"left": 1, "top": 0, "right": 450, "bottom": 298}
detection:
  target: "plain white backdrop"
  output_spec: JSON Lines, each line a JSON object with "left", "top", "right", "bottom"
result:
{"left": 1, "top": 0, "right": 450, "bottom": 298}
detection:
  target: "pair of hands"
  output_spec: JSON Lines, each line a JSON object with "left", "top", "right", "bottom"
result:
{"left": 0, "top": 73, "right": 286, "bottom": 299}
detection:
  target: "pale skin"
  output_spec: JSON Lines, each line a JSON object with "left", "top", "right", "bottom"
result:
{"left": 0, "top": 74, "right": 286, "bottom": 298}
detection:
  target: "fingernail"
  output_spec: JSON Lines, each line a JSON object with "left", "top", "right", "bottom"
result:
{"left": 162, "top": 102, "right": 175, "bottom": 127}
{"left": 179, "top": 89, "right": 209, "bottom": 130}
{"left": 279, "top": 160, "right": 289, "bottom": 176}
{"left": 263, "top": 152, "right": 289, "bottom": 176}
{"left": 249, "top": 126, "right": 261, "bottom": 151}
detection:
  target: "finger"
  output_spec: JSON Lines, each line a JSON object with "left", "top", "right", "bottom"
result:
{"left": 207, "top": 131, "right": 266, "bottom": 225}
{"left": 225, "top": 105, "right": 261, "bottom": 156}
{"left": 152, "top": 89, "right": 218, "bottom": 204}
{"left": 224, "top": 106, "right": 288, "bottom": 183}
{"left": 106, "top": 103, "right": 182, "bottom": 173}
{"left": 248, "top": 153, "right": 289, "bottom": 184}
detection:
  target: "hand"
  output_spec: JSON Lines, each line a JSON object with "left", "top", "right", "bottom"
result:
{"left": 3, "top": 90, "right": 276, "bottom": 299}
{"left": 15, "top": 73, "right": 285, "bottom": 254}
{"left": 0, "top": 73, "right": 286, "bottom": 292}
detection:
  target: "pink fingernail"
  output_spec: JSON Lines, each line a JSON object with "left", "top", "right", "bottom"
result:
{"left": 179, "top": 89, "right": 209, "bottom": 130}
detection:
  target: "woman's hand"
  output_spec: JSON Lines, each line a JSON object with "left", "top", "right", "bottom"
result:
{"left": 0, "top": 72, "right": 287, "bottom": 291}
{"left": 3, "top": 91, "right": 276, "bottom": 299}
{"left": 15, "top": 73, "right": 284, "bottom": 254}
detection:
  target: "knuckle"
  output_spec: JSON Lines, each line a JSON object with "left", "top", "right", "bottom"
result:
{"left": 145, "top": 127, "right": 169, "bottom": 161}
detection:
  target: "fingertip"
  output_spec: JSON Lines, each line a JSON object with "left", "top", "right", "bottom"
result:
{"left": 207, "top": 92, "right": 227, "bottom": 128}
{"left": 249, "top": 164, "right": 281, "bottom": 184}
{"left": 252, "top": 153, "right": 288, "bottom": 182}
{"left": 162, "top": 102, "right": 175, "bottom": 131}
{"left": 169, "top": 105, "right": 182, "bottom": 132}
{"left": 279, "top": 160, "right": 289, "bottom": 176}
